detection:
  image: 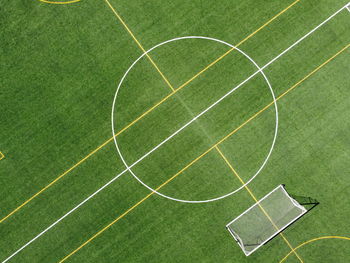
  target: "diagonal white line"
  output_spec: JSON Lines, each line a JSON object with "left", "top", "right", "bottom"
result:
{"left": 261, "top": 5, "right": 347, "bottom": 69}
{"left": 2, "top": 4, "right": 347, "bottom": 262}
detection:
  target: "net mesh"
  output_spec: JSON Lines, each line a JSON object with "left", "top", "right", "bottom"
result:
{"left": 227, "top": 185, "right": 306, "bottom": 255}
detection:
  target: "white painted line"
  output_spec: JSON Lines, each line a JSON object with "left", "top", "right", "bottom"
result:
{"left": 1, "top": 172, "right": 127, "bottom": 263}
{"left": 2, "top": 4, "right": 347, "bottom": 262}
{"left": 261, "top": 5, "right": 347, "bottom": 70}
{"left": 112, "top": 36, "right": 278, "bottom": 204}
{"left": 347, "top": 4, "right": 350, "bottom": 13}
{"left": 114, "top": 2, "right": 349, "bottom": 204}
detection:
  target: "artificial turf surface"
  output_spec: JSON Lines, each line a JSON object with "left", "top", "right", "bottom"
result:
{"left": 0, "top": 0, "right": 349, "bottom": 262}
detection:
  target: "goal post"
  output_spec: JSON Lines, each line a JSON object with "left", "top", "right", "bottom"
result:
{"left": 226, "top": 185, "right": 308, "bottom": 256}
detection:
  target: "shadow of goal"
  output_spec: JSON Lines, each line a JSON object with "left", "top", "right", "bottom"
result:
{"left": 226, "top": 184, "right": 319, "bottom": 256}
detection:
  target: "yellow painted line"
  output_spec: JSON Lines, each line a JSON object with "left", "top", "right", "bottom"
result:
{"left": 236, "top": 0, "right": 301, "bottom": 47}
{"left": 103, "top": 0, "right": 175, "bottom": 92}
{"left": 0, "top": 151, "right": 5, "bottom": 161}
{"left": 0, "top": 88, "right": 176, "bottom": 223}
{"left": 0, "top": 137, "right": 113, "bottom": 223}
{"left": 175, "top": 0, "right": 302, "bottom": 90}
{"left": 2, "top": 40, "right": 347, "bottom": 225}
{"left": 275, "top": 43, "right": 350, "bottom": 101}
{"left": 216, "top": 43, "right": 350, "bottom": 149}
{"left": 198, "top": 43, "right": 332, "bottom": 155}
{"left": 0, "top": 0, "right": 300, "bottom": 224}
{"left": 38, "top": 0, "right": 81, "bottom": 4}
{"left": 59, "top": 148, "right": 211, "bottom": 262}
{"left": 59, "top": 124, "right": 256, "bottom": 261}
{"left": 58, "top": 45, "right": 348, "bottom": 262}
{"left": 279, "top": 236, "right": 350, "bottom": 262}
{"left": 215, "top": 146, "right": 304, "bottom": 262}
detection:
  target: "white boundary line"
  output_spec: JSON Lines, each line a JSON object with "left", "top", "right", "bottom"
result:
{"left": 226, "top": 185, "right": 308, "bottom": 256}
{"left": 113, "top": 2, "right": 348, "bottom": 203}
{"left": 1, "top": 172, "right": 126, "bottom": 263}
{"left": 2, "top": 4, "right": 347, "bottom": 262}
{"left": 260, "top": 5, "right": 346, "bottom": 70}
{"left": 112, "top": 36, "right": 278, "bottom": 203}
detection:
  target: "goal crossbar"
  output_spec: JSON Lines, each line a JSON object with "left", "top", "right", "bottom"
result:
{"left": 226, "top": 184, "right": 307, "bottom": 256}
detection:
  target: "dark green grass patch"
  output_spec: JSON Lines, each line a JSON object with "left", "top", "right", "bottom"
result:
{"left": 0, "top": 0, "right": 349, "bottom": 262}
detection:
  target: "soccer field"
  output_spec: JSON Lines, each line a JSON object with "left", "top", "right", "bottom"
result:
{"left": 1, "top": 0, "right": 349, "bottom": 262}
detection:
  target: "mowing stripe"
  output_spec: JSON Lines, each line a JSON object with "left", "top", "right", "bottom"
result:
{"left": 279, "top": 236, "right": 350, "bottom": 262}
{"left": 3, "top": 16, "right": 348, "bottom": 263}
{"left": 104, "top": 0, "right": 175, "bottom": 92}
{"left": 58, "top": 152, "right": 212, "bottom": 263}
{"left": 214, "top": 43, "right": 349, "bottom": 148}
{"left": 215, "top": 146, "right": 304, "bottom": 262}
{"left": 0, "top": 0, "right": 300, "bottom": 223}
{"left": 56, "top": 44, "right": 349, "bottom": 263}
{"left": 0, "top": 138, "right": 114, "bottom": 224}
{"left": 235, "top": 0, "right": 301, "bottom": 47}
{"left": 38, "top": 0, "right": 80, "bottom": 4}
{"left": 177, "top": 0, "right": 302, "bottom": 90}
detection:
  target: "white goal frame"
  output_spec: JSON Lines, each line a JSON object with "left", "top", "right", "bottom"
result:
{"left": 226, "top": 184, "right": 307, "bottom": 256}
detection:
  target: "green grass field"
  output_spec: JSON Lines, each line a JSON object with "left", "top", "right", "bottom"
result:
{"left": 1, "top": 0, "right": 349, "bottom": 262}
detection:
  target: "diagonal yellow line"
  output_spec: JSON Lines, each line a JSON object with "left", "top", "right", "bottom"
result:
{"left": 0, "top": 138, "right": 114, "bottom": 223}
{"left": 175, "top": 0, "right": 302, "bottom": 91}
{"left": 215, "top": 43, "right": 350, "bottom": 148}
{"left": 58, "top": 44, "right": 349, "bottom": 262}
{"left": 0, "top": 1, "right": 300, "bottom": 223}
{"left": 235, "top": 0, "right": 301, "bottom": 47}
{"left": 0, "top": 88, "right": 176, "bottom": 223}
{"left": 59, "top": 149, "right": 209, "bottom": 262}
{"left": 215, "top": 146, "right": 304, "bottom": 263}
{"left": 38, "top": 0, "right": 80, "bottom": 4}
{"left": 104, "top": 0, "right": 175, "bottom": 92}
{"left": 0, "top": 151, "right": 5, "bottom": 161}
{"left": 279, "top": 236, "right": 350, "bottom": 263}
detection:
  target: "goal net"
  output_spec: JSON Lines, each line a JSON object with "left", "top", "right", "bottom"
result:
{"left": 226, "top": 185, "right": 307, "bottom": 256}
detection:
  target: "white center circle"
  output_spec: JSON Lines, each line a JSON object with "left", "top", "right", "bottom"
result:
{"left": 112, "top": 36, "right": 278, "bottom": 203}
